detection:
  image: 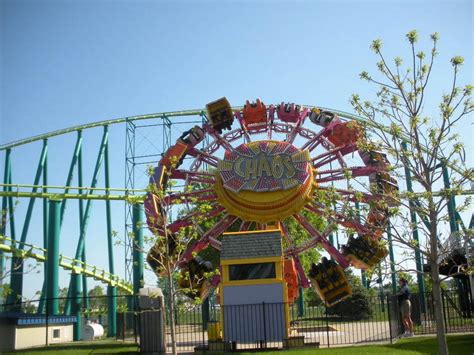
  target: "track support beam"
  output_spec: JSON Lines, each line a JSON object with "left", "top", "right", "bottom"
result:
{"left": 71, "top": 272, "right": 82, "bottom": 340}
{"left": 46, "top": 199, "right": 61, "bottom": 315}
{"left": 132, "top": 203, "right": 144, "bottom": 298}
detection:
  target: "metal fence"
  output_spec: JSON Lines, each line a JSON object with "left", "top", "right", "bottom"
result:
{"left": 1, "top": 290, "right": 472, "bottom": 352}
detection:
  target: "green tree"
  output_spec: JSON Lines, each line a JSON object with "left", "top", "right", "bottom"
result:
{"left": 327, "top": 271, "right": 373, "bottom": 320}
{"left": 145, "top": 165, "right": 217, "bottom": 355}
{"left": 58, "top": 287, "right": 69, "bottom": 313}
{"left": 88, "top": 285, "right": 107, "bottom": 316}
{"left": 351, "top": 30, "right": 473, "bottom": 355}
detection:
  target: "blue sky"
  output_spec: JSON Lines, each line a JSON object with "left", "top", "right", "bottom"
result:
{"left": 1, "top": 0, "right": 472, "bottom": 298}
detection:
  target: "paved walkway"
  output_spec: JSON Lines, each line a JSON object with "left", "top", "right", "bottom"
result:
{"left": 297, "top": 320, "right": 391, "bottom": 347}
{"left": 167, "top": 321, "right": 392, "bottom": 352}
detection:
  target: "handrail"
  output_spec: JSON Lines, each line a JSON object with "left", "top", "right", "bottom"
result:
{"left": 0, "top": 235, "right": 132, "bottom": 293}
{"left": 0, "top": 183, "right": 146, "bottom": 193}
{"left": 1, "top": 185, "right": 471, "bottom": 201}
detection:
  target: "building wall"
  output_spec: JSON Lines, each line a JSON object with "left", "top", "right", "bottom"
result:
{"left": 223, "top": 283, "right": 284, "bottom": 305}
{"left": 222, "top": 283, "right": 286, "bottom": 343}
{"left": 8, "top": 324, "right": 74, "bottom": 350}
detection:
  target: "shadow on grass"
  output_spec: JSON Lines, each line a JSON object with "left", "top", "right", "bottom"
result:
{"left": 389, "top": 334, "right": 474, "bottom": 355}
{"left": 7, "top": 340, "right": 140, "bottom": 354}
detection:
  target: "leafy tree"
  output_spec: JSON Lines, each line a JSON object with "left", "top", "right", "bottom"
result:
{"left": 351, "top": 30, "right": 473, "bottom": 354}
{"left": 88, "top": 285, "right": 107, "bottom": 317}
{"left": 58, "top": 287, "right": 69, "bottom": 313}
{"left": 327, "top": 270, "right": 373, "bottom": 320}
{"left": 23, "top": 300, "right": 37, "bottom": 314}
{"left": 145, "top": 163, "right": 218, "bottom": 355}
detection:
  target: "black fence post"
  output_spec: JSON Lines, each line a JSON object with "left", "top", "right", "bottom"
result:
{"left": 387, "top": 294, "right": 393, "bottom": 344}
{"left": 442, "top": 290, "right": 448, "bottom": 334}
{"left": 325, "top": 302, "right": 330, "bottom": 348}
{"left": 262, "top": 302, "right": 267, "bottom": 349}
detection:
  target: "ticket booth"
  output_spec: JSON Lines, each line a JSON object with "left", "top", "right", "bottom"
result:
{"left": 219, "top": 229, "right": 289, "bottom": 344}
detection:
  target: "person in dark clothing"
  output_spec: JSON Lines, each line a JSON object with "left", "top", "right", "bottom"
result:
{"left": 398, "top": 277, "right": 414, "bottom": 336}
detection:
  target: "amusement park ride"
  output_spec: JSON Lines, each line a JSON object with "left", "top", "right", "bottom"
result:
{"left": 144, "top": 97, "right": 399, "bottom": 308}
{"left": 0, "top": 97, "right": 470, "bottom": 346}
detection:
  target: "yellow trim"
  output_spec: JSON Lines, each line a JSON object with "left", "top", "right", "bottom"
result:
{"left": 218, "top": 285, "right": 225, "bottom": 340}
{"left": 214, "top": 164, "right": 316, "bottom": 223}
{"left": 223, "top": 228, "right": 281, "bottom": 236}
{"left": 222, "top": 279, "right": 283, "bottom": 286}
{"left": 221, "top": 256, "right": 282, "bottom": 265}
{"left": 221, "top": 256, "right": 284, "bottom": 285}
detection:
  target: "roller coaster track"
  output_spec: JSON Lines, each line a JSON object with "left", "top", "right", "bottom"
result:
{"left": 0, "top": 106, "right": 470, "bottom": 177}
{"left": 0, "top": 235, "right": 132, "bottom": 294}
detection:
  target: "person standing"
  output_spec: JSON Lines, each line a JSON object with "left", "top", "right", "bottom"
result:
{"left": 398, "top": 277, "right": 414, "bottom": 337}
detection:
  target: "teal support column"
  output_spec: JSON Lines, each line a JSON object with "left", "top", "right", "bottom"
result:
{"left": 65, "top": 130, "right": 107, "bottom": 313}
{"left": 3, "top": 151, "right": 17, "bottom": 310}
{"left": 71, "top": 272, "right": 82, "bottom": 340}
{"left": 8, "top": 141, "right": 47, "bottom": 309}
{"left": 60, "top": 131, "right": 83, "bottom": 224}
{"left": 441, "top": 163, "right": 465, "bottom": 297}
{"left": 104, "top": 126, "right": 117, "bottom": 336}
{"left": 41, "top": 133, "right": 82, "bottom": 315}
{"left": 297, "top": 286, "right": 305, "bottom": 317}
{"left": 73, "top": 133, "right": 107, "bottom": 258}
{"left": 387, "top": 222, "right": 397, "bottom": 294}
{"left": 46, "top": 199, "right": 61, "bottom": 315}
{"left": 132, "top": 203, "right": 144, "bottom": 297}
{"left": 82, "top": 250, "right": 89, "bottom": 311}
{"left": 0, "top": 149, "right": 11, "bottom": 299}
{"left": 107, "top": 285, "right": 117, "bottom": 336}
{"left": 78, "top": 143, "right": 89, "bottom": 311}
{"left": 402, "top": 142, "right": 425, "bottom": 312}
{"left": 41, "top": 142, "right": 48, "bottom": 314}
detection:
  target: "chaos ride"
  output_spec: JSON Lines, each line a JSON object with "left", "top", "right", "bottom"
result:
{"left": 145, "top": 97, "right": 399, "bottom": 307}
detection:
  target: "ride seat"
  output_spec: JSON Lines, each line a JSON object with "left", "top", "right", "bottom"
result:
{"left": 242, "top": 99, "right": 267, "bottom": 129}
{"left": 325, "top": 121, "right": 363, "bottom": 147}
{"left": 278, "top": 102, "right": 301, "bottom": 123}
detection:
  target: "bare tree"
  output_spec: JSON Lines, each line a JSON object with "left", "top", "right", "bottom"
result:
{"left": 351, "top": 30, "right": 473, "bottom": 354}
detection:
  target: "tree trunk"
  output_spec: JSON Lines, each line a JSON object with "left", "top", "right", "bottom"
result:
{"left": 428, "top": 210, "right": 449, "bottom": 355}
{"left": 424, "top": 196, "right": 449, "bottom": 355}
{"left": 430, "top": 262, "right": 449, "bottom": 355}
{"left": 167, "top": 271, "right": 177, "bottom": 355}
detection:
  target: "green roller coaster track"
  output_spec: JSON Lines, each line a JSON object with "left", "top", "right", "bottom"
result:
{"left": 0, "top": 235, "right": 132, "bottom": 293}
{"left": 0, "top": 105, "right": 472, "bottom": 340}
{"left": 0, "top": 106, "right": 469, "bottom": 176}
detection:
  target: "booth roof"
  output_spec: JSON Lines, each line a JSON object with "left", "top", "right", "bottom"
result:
{"left": 221, "top": 230, "right": 282, "bottom": 260}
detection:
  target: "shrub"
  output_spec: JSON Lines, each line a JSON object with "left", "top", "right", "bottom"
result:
{"left": 326, "top": 271, "right": 373, "bottom": 320}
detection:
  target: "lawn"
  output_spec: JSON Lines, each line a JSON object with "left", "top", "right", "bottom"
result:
{"left": 242, "top": 334, "right": 474, "bottom": 355}
{"left": 3, "top": 340, "right": 139, "bottom": 354}
{"left": 4, "top": 334, "right": 473, "bottom": 354}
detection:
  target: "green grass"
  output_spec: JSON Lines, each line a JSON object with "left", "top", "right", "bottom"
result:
{"left": 242, "top": 334, "right": 474, "bottom": 355}
{"left": 4, "top": 340, "right": 139, "bottom": 354}
{"left": 4, "top": 334, "right": 473, "bottom": 355}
